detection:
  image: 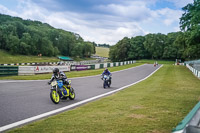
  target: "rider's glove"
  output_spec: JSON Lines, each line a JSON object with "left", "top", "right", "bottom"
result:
{"left": 48, "top": 81, "right": 51, "bottom": 85}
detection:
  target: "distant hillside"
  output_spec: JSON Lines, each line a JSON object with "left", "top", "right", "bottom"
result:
{"left": 95, "top": 47, "right": 109, "bottom": 58}
{"left": 0, "top": 14, "right": 95, "bottom": 58}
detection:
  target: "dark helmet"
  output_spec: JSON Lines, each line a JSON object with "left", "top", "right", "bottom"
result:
{"left": 105, "top": 68, "right": 108, "bottom": 72}
{"left": 53, "top": 68, "right": 59, "bottom": 75}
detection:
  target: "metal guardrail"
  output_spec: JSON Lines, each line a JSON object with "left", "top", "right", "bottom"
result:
{"left": 0, "top": 60, "right": 101, "bottom": 66}
{"left": 0, "top": 61, "right": 136, "bottom": 76}
{"left": 185, "top": 59, "right": 200, "bottom": 71}
{"left": 172, "top": 102, "right": 200, "bottom": 133}
{"left": 70, "top": 61, "right": 136, "bottom": 71}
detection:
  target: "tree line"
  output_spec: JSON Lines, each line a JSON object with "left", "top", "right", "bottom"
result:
{"left": 0, "top": 14, "right": 95, "bottom": 57}
{"left": 109, "top": 0, "right": 200, "bottom": 62}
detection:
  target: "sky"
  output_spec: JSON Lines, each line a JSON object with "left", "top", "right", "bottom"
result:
{"left": 0, "top": 0, "right": 193, "bottom": 45}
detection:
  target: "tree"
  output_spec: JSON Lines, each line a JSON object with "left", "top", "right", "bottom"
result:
{"left": 162, "top": 32, "right": 180, "bottom": 60}
{"left": 109, "top": 37, "right": 130, "bottom": 61}
{"left": 82, "top": 42, "right": 94, "bottom": 57}
{"left": 174, "top": 32, "right": 188, "bottom": 59}
{"left": 19, "top": 42, "right": 31, "bottom": 55}
{"left": 128, "top": 36, "right": 147, "bottom": 60}
{"left": 0, "top": 14, "right": 94, "bottom": 58}
{"left": 144, "top": 33, "right": 166, "bottom": 59}
{"left": 7, "top": 35, "right": 20, "bottom": 54}
{"left": 180, "top": 0, "right": 200, "bottom": 31}
{"left": 40, "top": 37, "right": 54, "bottom": 56}
{"left": 71, "top": 43, "right": 83, "bottom": 57}
{"left": 15, "top": 21, "right": 26, "bottom": 38}
{"left": 179, "top": 0, "right": 200, "bottom": 59}
{"left": 109, "top": 46, "right": 118, "bottom": 61}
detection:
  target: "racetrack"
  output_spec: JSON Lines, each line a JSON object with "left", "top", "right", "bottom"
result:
{"left": 0, "top": 64, "right": 161, "bottom": 131}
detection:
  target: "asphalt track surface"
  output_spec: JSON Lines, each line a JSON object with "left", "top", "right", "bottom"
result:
{"left": 0, "top": 64, "right": 161, "bottom": 131}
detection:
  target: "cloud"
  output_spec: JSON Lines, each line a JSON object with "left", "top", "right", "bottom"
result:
{"left": 0, "top": 4, "right": 18, "bottom": 16}
{"left": 0, "top": 0, "right": 189, "bottom": 45}
{"left": 96, "top": 1, "right": 156, "bottom": 22}
{"left": 0, "top": 0, "right": 147, "bottom": 45}
{"left": 156, "top": 8, "right": 182, "bottom": 26}
{"left": 166, "top": 0, "right": 193, "bottom": 8}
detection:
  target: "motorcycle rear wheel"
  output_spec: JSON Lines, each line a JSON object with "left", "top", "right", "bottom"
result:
{"left": 50, "top": 90, "right": 60, "bottom": 104}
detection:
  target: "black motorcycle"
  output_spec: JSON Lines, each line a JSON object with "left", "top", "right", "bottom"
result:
{"left": 102, "top": 75, "right": 111, "bottom": 88}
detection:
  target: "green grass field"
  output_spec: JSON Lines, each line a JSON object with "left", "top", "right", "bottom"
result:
{"left": 0, "top": 50, "right": 60, "bottom": 64}
{"left": 95, "top": 47, "right": 109, "bottom": 57}
{"left": 7, "top": 65, "right": 200, "bottom": 133}
{"left": 137, "top": 59, "right": 175, "bottom": 64}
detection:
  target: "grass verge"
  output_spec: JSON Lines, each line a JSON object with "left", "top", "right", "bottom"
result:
{"left": 7, "top": 65, "right": 200, "bottom": 133}
{"left": 0, "top": 63, "right": 144, "bottom": 80}
{"left": 137, "top": 59, "right": 175, "bottom": 64}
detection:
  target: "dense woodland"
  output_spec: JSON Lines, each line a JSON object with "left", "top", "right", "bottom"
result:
{"left": 0, "top": 14, "right": 95, "bottom": 57}
{"left": 109, "top": 0, "right": 200, "bottom": 61}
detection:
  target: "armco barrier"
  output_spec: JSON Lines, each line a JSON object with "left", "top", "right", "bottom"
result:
{"left": 95, "top": 64, "right": 100, "bottom": 69}
{"left": 116, "top": 62, "right": 119, "bottom": 66}
{"left": 172, "top": 102, "right": 200, "bottom": 133}
{"left": 1, "top": 60, "right": 136, "bottom": 75}
{"left": 110, "top": 63, "right": 113, "bottom": 67}
{"left": 70, "top": 65, "right": 90, "bottom": 71}
{"left": 18, "top": 66, "right": 34, "bottom": 75}
{"left": 198, "top": 71, "right": 200, "bottom": 78}
{"left": 186, "top": 64, "right": 200, "bottom": 79}
{"left": 70, "top": 60, "right": 136, "bottom": 71}
{"left": 107, "top": 63, "right": 110, "bottom": 67}
{"left": 0, "top": 60, "right": 100, "bottom": 66}
{"left": 19, "top": 66, "right": 70, "bottom": 75}
{"left": 104, "top": 63, "right": 107, "bottom": 68}
{"left": 90, "top": 65, "right": 95, "bottom": 70}
{"left": 100, "top": 64, "right": 104, "bottom": 68}
{"left": 0, "top": 66, "right": 18, "bottom": 76}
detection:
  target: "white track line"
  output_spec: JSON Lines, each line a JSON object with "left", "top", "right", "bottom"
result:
{"left": 0, "top": 65, "right": 163, "bottom": 132}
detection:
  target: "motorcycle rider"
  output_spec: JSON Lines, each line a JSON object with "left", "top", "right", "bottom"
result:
{"left": 101, "top": 68, "right": 112, "bottom": 84}
{"left": 48, "top": 68, "right": 69, "bottom": 87}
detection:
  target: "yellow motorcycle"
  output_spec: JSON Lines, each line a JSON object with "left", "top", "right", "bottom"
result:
{"left": 49, "top": 80, "right": 75, "bottom": 104}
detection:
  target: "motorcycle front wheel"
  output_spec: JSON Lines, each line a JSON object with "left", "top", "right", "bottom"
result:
{"left": 50, "top": 90, "right": 60, "bottom": 104}
{"left": 69, "top": 88, "right": 75, "bottom": 100}
{"left": 103, "top": 81, "right": 106, "bottom": 88}
{"left": 108, "top": 82, "right": 110, "bottom": 88}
